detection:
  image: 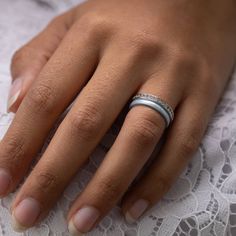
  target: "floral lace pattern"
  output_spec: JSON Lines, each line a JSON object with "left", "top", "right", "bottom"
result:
{"left": 0, "top": 1, "right": 236, "bottom": 235}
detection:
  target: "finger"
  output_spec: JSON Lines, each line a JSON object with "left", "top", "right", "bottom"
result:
{"left": 121, "top": 94, "right": 215, "bottom": 223}
{"left": 10, "top": 44, "right": 143, "bottom": 231}
{"left": 8, "top": 11, "right": 73, "bottom": 113}
{"left": 0, "top": 21, "right": 99, "bottom": 198}
{"left": 66, "top": 77, "right": 183, "bottom": 235}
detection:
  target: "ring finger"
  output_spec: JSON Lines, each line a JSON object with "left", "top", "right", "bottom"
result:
{"left": 67, "top": 77, "right": 183, "bottom": 235}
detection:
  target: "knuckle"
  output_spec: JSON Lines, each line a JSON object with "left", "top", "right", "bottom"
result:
{"left": 47, "top": 13, "right": 72, "bottom": 32}
{"left": 11, "top": 47, "right": 30, "bottom": 70}
{"left": 35, "top": 171, "right": 59, "bottom": 193}
{"left": 156, "top": 175, "right": 172, "bottom": 194}
{"left": 11, "top": 49, "right": 23, "bottom": 66}
{"left": 69, "top": 104, "right": 103, "bottom": 141}
{"left": 196, "top": 66, "right": 220, "bottom": 99}
{"left": 26, "top": 83, "right": 55, "bottom": 113}
{"left": 177, "top": 53, "right": 200, "bottom": 73}
{"left": 171, "top": 50, "right": 202, "bottom": 77}
{"left": 98, "top": 178, "right": 123, "bottom": 203}
{"left": 128, "top": 112, "right": 162, "bottom": 147}
{"left": 178, "top": 127, "right": 202, "bottom": 158}
{"left": 169, "top": 45, "right": 215, "bottom": 83}
{"left": 0, "top": 136, "right": 25, "bottom": 168}
{"left": 11, "top": 46, "right": 48, "bottom": 77}
{"left": 76, "top": 13, "right": 112, "bottom": 39}
{"left": 48, "top": 15, "right": 64, "bottom": 27}
{"left": 128, "top": 32, "right": 160, "bottom": 56}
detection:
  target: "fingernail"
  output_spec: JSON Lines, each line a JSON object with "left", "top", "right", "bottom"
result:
{"left": 12, "top": 197, "right": 40, "bottom": 232}
{"left": 0, "top": 168, "right": 11, "bottom": 196}
{"left": 125, "top": 199, "right": 149, "bottom": 223}
{"left": 68, "top": 206, "right": 100, "bottom": 235}
{"left": 7, "top": 78, "right": 22, "bottom": 112}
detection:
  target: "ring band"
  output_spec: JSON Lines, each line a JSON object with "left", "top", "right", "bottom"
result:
{"left": 129, "top": 93, "right": 174, "bottom": 127}
{"left": 132, "top": 93, "right": 174, "bottom": 120}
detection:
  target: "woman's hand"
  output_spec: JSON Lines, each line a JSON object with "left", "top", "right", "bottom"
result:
{"left": 2, "top": 0, "right": 236, "bottom": 234}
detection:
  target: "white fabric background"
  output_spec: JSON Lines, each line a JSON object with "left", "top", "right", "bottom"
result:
{"left": 0, "top": 0, "right": 236, "bottom": 235}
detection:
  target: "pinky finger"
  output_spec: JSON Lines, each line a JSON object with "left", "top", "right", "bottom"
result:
{"left": 121, "top": 95, "right": 215, "bottom": 223}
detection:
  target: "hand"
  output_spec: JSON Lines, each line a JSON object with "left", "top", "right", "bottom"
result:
{"left": 2, "top": 0, "right": 236, "bottom": 234}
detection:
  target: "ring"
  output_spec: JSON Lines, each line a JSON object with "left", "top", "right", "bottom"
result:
{"left": 129, "top": 93, "right": 174, "bottom": 127}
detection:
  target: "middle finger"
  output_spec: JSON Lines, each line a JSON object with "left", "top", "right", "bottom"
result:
{"left": 0, "top": 22, "right": 99, "bottom": 196}
{"left": 11, "top": 46, "right": 142, "bottom": 231}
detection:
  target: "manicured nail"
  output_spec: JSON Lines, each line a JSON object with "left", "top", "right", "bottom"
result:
{"left": 125, "top": 199, "right": 149, "bottom": 223}
{"left": 12, "top": 197, "right": 40, "bottom": 232}
{"left": 7, "top": 78, "right": 22, "bottom": 112}
{"left": 0, "top": 168, "right": 11, "bottom": 196}
{"left": 68, "top": 206, "right": 100, "bottom": 235}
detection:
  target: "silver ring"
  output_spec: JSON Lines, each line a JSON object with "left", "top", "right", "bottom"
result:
{"left": 129, "top": 93, "right": 174, "bottom": 127}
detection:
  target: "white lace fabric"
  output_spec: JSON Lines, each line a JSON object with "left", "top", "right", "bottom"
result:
{"left": 0, "top": 1, "right": 236, "bottom": 235}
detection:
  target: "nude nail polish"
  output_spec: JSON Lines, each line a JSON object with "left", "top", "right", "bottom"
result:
{"left": 125, "top": 199, "right": 149, "bottom": 223}
{"left": 68, "top": 206, "right": 100, "bottom": 235}
{"left": 7, "top": 78, "right": 22, "bottom": 112}
{"left": 12, "top": 197, "right": 40, "bottom": 232}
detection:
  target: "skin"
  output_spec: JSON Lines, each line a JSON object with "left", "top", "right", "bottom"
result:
{"left": 1, "top": 0, "right": 236, "bottom": 234}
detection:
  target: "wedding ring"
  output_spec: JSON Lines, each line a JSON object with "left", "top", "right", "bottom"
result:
{"left": 129, "top": 93, "right": 174, "bottom": 127}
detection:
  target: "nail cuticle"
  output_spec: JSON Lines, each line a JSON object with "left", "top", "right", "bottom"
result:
{"left": 12, "top": 213, "right": 28, "bottom": 232}
{"left": 12, "top": 197, "right": 41, "bottom": 232}
{"left": 68, "top": 206, "right": 100, "bottom": 235}
{"left": 125, "top": 199, "right": 149, "bottom": 223}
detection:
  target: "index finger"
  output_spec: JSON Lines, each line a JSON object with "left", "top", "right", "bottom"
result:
{"left": 0, "top": 23, "right": 99, "bottom": 196}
